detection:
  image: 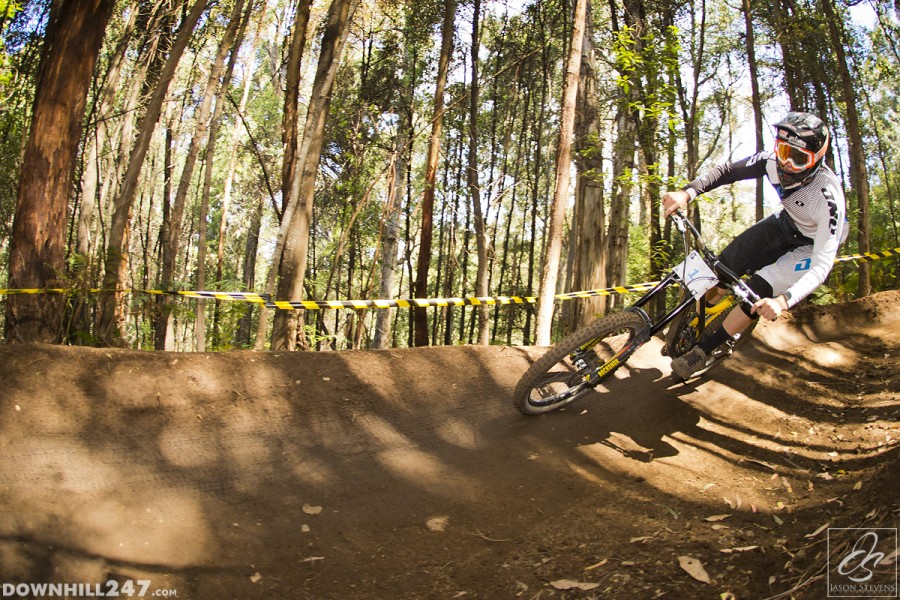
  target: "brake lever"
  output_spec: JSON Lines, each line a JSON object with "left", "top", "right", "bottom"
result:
{"left": 670, "top": 209, "right": 687, "bottom": 233}
{"left": 732, "top": 279, "right": 761, "bottom": 306}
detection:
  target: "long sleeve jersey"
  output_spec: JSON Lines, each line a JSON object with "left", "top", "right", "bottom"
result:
{"left": 682, "top": 151, "right": 847, "bottom": 308}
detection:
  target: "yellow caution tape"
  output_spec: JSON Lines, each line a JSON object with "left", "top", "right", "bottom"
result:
{"left": 1, "top": 246, "right": 896, "bottom": 308}
{"left": 266, "top": 294, "right": 538, "bottom": 310}
{"left": 834, "top": 247, "right": 900, "bottom": 263}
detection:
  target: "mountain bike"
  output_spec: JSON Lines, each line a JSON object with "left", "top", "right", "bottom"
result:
{"left": 513, "top": 210, "right": 761, "bottom": 415}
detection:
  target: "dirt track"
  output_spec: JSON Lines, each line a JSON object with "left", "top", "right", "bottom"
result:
{"left": 1, "top": 290, "right": 898, "bottom": 599}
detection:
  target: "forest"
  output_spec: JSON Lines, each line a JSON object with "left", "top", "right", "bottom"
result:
{"left": 0, "top": 0, "right": 897, "bottom": 352}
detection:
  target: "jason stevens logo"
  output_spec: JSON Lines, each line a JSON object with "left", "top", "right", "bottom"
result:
{"left": 828, "top": 528, "right": 898, "bottom": 598}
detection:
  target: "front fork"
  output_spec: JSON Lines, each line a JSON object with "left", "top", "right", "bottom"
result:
{"left": 570, "top": 300, "right": 661, "bottom": 388}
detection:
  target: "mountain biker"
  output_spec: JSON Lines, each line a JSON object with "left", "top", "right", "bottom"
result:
{"left": 661, "top": 111, "right": 848, "bottom": 380}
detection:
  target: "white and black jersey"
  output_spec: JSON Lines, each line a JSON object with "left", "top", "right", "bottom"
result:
{"left": 682, "top": 150, "right": 848, "bottom": 308}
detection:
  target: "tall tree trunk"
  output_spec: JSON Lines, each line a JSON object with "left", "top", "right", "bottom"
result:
{"left": 76, "top": 0, "right": 140, "bottom": 266}
{"left": 236, "top": 196, "right": 264, "bottom": 346}
{"left": 216, "top": 0, "right": 266, "bottom": 347}
{"left": 70, "top": 0, "right": 142, "bottom": 342}
{"left": 821, "top": 0, "right": 871, "bottom": 296}
{"left": 493, "top": 78, "right": 529, "bottom": 342}
{"left": 6, "top": 0, "right": 116, "bottom": 343}
{"left": 281, "top": 0, "right": 313, "bottom": 213}
{"left": 156, "top": 0, "right": 244, "bottom": 350}
{"left": 270, "top": 0, "right": 360, "bottom": 351}
{"left": 525, "top": 20, "right": 550, "bottom": 345}
{"left": 413, "top": 0, "right": 456, "bottom": 347}
{"left": 535, "top": 0, "right": 586, "bottom": 346}
{"left": 195, "top": 0, "right": 251, "bottom": 351}
{"left": 467, "top": 0, "right": 491, "bottom": 345}
{"left": 770, "top": 0, "right": 803, "bottom": 108}
{"left": 97, "top": 0, "right": 209, "bottom": 345}
{"left": 373, "top": 147, "right": 404, "bottom": 348}
{"left": 742, "top": 0, "right": 765, "bottom": 221}
{"left": 373, "top": 34, "right": 415, "bottom": 349}
{"left": 606, "top": 107, "right": 636, "bottom": 297}
{"left": 675, "top": 0, "right": 707, "bottom": 230}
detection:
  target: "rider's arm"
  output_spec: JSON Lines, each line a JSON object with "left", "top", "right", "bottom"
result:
{"left": 683, "top": 151, "right": 770, "bottom": 201}
{"left": 780, "top": 182, "right": 846, "bottom": 309}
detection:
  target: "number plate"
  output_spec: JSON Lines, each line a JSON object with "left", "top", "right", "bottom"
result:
{"left": 673, "top": 250, "right": 718, "bottom": 299}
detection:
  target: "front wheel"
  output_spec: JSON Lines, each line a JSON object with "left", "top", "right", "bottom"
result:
{"left": 513, "top": 311, "right": 647, "bottom": 415}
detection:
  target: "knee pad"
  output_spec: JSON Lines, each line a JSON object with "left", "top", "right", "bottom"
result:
{"left": 738, "top": 274, "right": 774, "bottom": 319}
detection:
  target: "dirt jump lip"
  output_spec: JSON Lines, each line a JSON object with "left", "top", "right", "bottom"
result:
{"left": 0, "top": 290, "right": 897, "bottom": 599}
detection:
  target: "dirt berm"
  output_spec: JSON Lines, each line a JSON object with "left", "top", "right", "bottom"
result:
{"left": 1, "top": 290, "right": 898, "bottom": 599}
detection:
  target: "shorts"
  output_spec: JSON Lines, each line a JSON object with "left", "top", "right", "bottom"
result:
{"left": 718, "top": 211, "right": 814, "bottom": 297}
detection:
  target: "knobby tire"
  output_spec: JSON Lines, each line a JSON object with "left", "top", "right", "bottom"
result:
{"left": 513, "top": 311, "right": 647, "bottom": 415}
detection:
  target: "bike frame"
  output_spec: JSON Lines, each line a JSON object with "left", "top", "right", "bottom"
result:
{"left": 574, "top": 211, "right": 759, "bottom": 387}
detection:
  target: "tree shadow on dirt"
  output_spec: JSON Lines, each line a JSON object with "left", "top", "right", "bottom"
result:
{"left": 0, "top": 291, "right": 896, "bottom": 600}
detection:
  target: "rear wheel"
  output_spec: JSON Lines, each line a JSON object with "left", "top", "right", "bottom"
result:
{"left": 513, "top": 311, "right": 647, "bottom": 415}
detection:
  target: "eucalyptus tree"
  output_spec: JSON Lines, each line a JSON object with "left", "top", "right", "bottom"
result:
{"left": 156, "top": 0, "right": 248, "bottom": 351}
{"left": 366, "top": 2, "right": 428, "bottom": 349}
{"left": 194, "top": 0, "right": 256, "bottom": 351}
{"left": 534, "top": 0, "right": 587, "bottom": 346}
{"left": 413, "top": 0, "right": 456, "bottom": 347}
{"left": 97, "top": 0, "right": 210, "bottom": 345}
{"left": 862, "top": 15, "right": 900, "bottom": 281}
{"left": 741, "top": 0, "right": 764, "bottom": 221}
{"left": 7, "top": 0, "right": 116, "bottom": 343}
{"left": 244, "top": 0, "right": 310, "bottom": 349}
{"left": 567, "top": 0, "right": 609, "bottom": 331}
{"left": 271, "top": 0, "right": 360, "bottom": 351}
{"left": 467, "top": 0, "right": 491, "bottom": 345}
{"left": 821, "top": 0, "right": 872, "bottom": 297}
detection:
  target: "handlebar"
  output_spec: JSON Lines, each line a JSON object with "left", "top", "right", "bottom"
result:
{"left": 668, "top": 209, "right": 761, "bottom": 305}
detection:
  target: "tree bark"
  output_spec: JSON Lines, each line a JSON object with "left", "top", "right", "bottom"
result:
{"left": 156, "top": 0, "right": 244, "bottom": 350}
{"left": 413, "top": 0, "right": 456, "bottom": 347}
{"left": 270, "top": 0, "right": 360, "bottom": 351}
{"left": 216, "top": 0, "right": 266, "bottom": 347}
{"left": 742, "top": 0, "right": 765, "bottom": 221}
{"left": 195, "top": 0, "right": 252, "bottom": 351}
{"left": 467, "top": 0, "right": 491, "bottom": 345}
{"left": 97, "top": 0, "right": 209, "bottom": 345}
{"left": 281, "top": 0, "right": 313, "bottom": 214}
{"left": 535, "top": 0, "right": 587, "bottom": 346}
{"left": 821, "top": 0, "right": 871, "bottom": 296}
{"left": 6, "top": 0, "right": 116, "bottom": 343}
{"left": 373, "top": 146, "right": 405, "bottom": 349}
{"left": 606, "top": 106, "right": 635, "bottom": 303}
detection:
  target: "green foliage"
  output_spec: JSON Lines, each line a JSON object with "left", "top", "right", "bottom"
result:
{"left": 613, "top": 23, "right": 680, "bottom": 125}
{"left": 3, "top": 0, "right": 899, "bottom": 349}
{"left": 627, "top": 222, "right": 653, "bottom": 285}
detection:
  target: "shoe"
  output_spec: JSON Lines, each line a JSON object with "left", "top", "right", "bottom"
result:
{"left": 671, "top": 346, "right": 709, "bottom": 380}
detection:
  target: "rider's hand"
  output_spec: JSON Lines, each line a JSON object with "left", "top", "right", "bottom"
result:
{"left": 751, "top": 296, "right": 789, "bottom": 321}
{"left": 662, "top": 189, "right": 690, "bottom": 218}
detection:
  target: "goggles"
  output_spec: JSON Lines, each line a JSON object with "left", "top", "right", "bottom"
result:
{"left": 774, "top": 135, "right": 827, "bottom": 173}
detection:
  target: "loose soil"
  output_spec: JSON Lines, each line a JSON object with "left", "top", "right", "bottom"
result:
{"left": 1, "top": 291, "right": 898, "bottom": 600}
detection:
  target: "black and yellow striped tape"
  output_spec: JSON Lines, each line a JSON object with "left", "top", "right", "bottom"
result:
{"left": 1, "top": 246, "right": 896, "bottom": 309}
{"left": 554, "top": 282, "right": 660, "bottom": 300}
{"left": 144, "top": 289, "right": 271, "bottom": 304}
{"left": 266, "top": 294, "right": 537, "bottom": 311}
{"left": 834, "top": 247, "right": 900, "bottom": 263}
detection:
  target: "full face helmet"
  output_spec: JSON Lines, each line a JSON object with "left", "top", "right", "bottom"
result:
{"left": 773, "top": 112, "right": 830, "bottom": 189}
